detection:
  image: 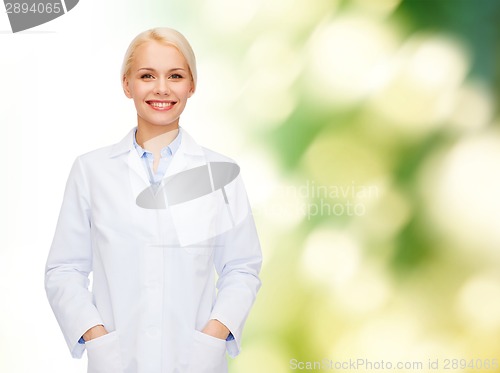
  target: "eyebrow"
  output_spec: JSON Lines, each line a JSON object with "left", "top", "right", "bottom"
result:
{"left": 137, "top": 67, "right": 187, "bottom": 73}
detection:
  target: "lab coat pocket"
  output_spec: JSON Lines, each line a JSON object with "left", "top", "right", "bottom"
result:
{"left": 86, "top": 331, "right": 123, "bottom": 373}
{"left": 187, "top": 330, "right": 228, "bottom": 373}
{"left": 170, "top": 191, "right": 233, "bottom": 247}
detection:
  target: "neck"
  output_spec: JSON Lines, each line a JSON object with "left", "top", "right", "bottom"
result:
{"left": 136, "top": 120, "right": 179, "bottom": 152}
{"left": 136, "top": 120, "right": 180, "bottom": 174}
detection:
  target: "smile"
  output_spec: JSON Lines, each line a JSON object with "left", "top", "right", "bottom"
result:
{"left": 147, "top": 101, "right": 176, "bottom": 110}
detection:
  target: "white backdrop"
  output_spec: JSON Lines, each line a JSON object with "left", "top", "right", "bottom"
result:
{"left": 0, "top": 2, "right": 231, "bottom": 372}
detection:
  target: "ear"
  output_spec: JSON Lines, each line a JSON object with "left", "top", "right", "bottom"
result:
{"left": 187, "top": 81, "right": 195, "bottom": 98}
{"left": 122, "top": 75, "right": 133, "bottom": 99}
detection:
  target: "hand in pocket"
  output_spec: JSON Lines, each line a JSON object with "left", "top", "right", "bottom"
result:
{"left": 86, "top": 331, "right": 123, "bottom": 373}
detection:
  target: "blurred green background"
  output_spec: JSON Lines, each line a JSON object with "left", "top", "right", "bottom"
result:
{"left": 3, "top": 0, "right": 498, "bottom": 372}
{"left": 156, "top": 0, "right": 500, "bottom": 371}
{"left": 153, "top": 0, "right": 500, "bottom": 371}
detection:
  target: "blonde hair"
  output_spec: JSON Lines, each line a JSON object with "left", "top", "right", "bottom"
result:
{"left": 121, "top": 27, "right": 197, "bottom": 90}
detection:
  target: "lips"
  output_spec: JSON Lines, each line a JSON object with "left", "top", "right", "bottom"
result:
{"left": 146, "top": 100, "right": 176, "bottom": 111}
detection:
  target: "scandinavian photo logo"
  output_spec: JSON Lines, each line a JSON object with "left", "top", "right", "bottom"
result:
{"left": 4, "top": 0, "right": 79, "bottom": 32}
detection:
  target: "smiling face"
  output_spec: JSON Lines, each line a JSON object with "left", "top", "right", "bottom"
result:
{"left": 122, "top": 41, "right": 194, "bottom": 133}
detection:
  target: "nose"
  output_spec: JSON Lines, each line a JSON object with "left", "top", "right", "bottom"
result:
{"left": 154, "top": 78, "right": 170, "bottom": 95}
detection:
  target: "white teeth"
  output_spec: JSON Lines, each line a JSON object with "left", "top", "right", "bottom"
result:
{"left": 149, "top": 102, "right": 173, "bottom": 108}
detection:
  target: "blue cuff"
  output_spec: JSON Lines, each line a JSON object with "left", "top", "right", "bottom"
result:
{"left": 78, "top": 337, "right": 85, "bottom": 344}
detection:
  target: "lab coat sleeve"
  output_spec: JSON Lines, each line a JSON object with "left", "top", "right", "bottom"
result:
{"left": 210, "top": 174, "right": 262, "bottom": 358}
{"left": 45, "top": 157, "right": 104, "bottom": 358}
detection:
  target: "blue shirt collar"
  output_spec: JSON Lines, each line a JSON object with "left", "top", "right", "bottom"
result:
{"left": 133, "top": 128, "right": 182, "bottom": 158}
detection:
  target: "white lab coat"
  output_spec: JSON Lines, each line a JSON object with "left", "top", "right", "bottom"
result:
{"left": 45, "top": 128, "right": 262, "bottom": 373}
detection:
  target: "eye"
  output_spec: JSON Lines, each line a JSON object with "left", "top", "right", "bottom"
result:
{"left": 169, "top": 73, "right": 183, "bottom": 79}
{"left": 141, "top": 73, "right": 154, "bottom": 79}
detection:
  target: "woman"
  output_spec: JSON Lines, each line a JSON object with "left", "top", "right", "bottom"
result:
{"left": 45, "top": 27, "right": 262, "bottom": 373}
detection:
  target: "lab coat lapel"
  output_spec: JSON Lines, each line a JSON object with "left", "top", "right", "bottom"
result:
{"left": 127, "top": 150, "right": 150, "bottom": 186}
{"left": 109, "top": 127, "right": 151, "bottom": 187}
{"left": 165, "top": 150, "right": 189, "bottom": 179}
{"left": 164, "top": 128, "right": 206, "bottom": 179}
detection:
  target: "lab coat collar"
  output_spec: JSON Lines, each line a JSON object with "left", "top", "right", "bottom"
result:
{"left": 177, "top": 127, "right": 205, "bottom": 157}
{"left": 108, "top": 127, "right": 204, "bottom": 158}
{"left": 164, "top": 127, "right": 206, "bottom": 178}
{"left": 108, "top": 128, "right": 135, "bottom": 158}
{"left": 108, "top": 127, "right": 206, "bottom": 185}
